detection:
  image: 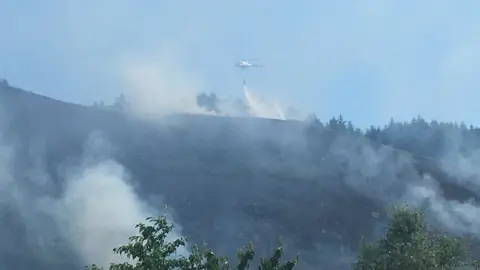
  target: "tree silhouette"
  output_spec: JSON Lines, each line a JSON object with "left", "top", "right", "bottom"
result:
{"left": 354, "top": 206, "right": 479, "bottom": 270}
{"left": 85, "top": 215, "right": 298, "bottom": 270}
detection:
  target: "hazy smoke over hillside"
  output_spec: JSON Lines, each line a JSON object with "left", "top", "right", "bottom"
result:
{"left": 0, "top": 114, "right": 188, "bottom": 269}
{"left": 119, "top": 55, "right": 207, "bottom": 119}
{"left": 116, "top": 51, "right": 301, "bottom": 121}
{"left": 320, "top": 127, "right": 480, "bottom": 239}
{"left": 3, "top": 79, "right": 480, "bottom": 269}
{"left": 193, "top": 87, "right": 300, "bottom": 120}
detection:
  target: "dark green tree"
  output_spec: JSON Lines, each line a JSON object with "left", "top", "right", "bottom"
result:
{"left": 353, "top": 206, "right": 479, "bottom": 270}
{"left": 85, "top": 205, "right": 480, "bottom": 270}
{"left": 85, "top": 215, "right": 298, "bottom": 270}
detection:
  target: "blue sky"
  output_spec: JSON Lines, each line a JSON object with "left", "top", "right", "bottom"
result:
{"left": 1, "top": 0, "right": 479, "bottom": 128}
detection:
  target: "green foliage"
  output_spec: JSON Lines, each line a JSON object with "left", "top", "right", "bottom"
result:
{"left": 85, "top": 215, "right": 298, "bottom": 270}
{"left": 353, "top": 206, "right": 480, "bottom": 270}
{"left": 86, "top": 206, "right": 480, "bottom": 270}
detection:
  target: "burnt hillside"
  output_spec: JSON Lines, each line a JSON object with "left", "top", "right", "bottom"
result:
{"left": 0, "top": 82, "right": 479, "bottom": 269}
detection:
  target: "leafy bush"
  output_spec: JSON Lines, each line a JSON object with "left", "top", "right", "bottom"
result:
{"left": 85, "top": 216, "right": 297, "bottom": 270}
{"left": 87, "top": 207, "right": 479, "bottom": 270}
{"left": 353, "top": 206, "right": 480, "bottom": 270}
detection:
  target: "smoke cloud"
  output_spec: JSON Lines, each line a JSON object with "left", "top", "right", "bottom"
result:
{"left": 118, "top": 52, "right": 208, "bottom": 119}
{"left": 48, "top": 159, "right": 153, "bottom": 267}
{"left": 0, "top": 120, "right": 188, "bottom": 268}
{"left": 243, "top": 86, "right": 286, "bottom": 120}
{"left": 331, "top": 127, "right": 474, "bottom": 238}
{"left": 115, "top": 48, "right": 302, "bottom": 121}
{"left": 193, "top": 86, "right": 302, "bottom": 120}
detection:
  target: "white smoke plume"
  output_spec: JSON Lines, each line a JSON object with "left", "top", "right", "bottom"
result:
{"left": 115, "top": 50, "right": 302, "bottom": 121}
{"left": 243, "top": 86, "right": 286, "bottom": 120}
{"left": 194, "top": 85, "right": 302, "bottom": 120}
{"left": 47, "top": 134, "right": 189, "bottom": 268}
{"left": 315, "top": 126, "right": 480, "bottom": 240}
{"left": 0, "top": 125, "right": 188, "bottom": 268}
{"left": 48, "top": 160, "right": 154, "bottom": 267}
{"left": 404, "top": 176, "right": 480, "bottom": 236}
{"left": 118, "top": 51, "right": 210, "bottom": 120}
{"left": 421, "top": 130, "right": 480, "bottom": 237}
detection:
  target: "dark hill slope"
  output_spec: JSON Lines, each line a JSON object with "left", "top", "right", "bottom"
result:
{"left": 0, "top": 83, "right": 479, "bottom": 269}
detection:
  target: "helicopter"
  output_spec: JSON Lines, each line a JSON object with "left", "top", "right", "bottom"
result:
{"left": 234, "top": 58, "right": 263, "bottom": 69}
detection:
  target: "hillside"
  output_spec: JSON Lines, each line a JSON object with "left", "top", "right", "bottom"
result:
{"left": 0, "top": 82, "right": 479, "bottom": 269}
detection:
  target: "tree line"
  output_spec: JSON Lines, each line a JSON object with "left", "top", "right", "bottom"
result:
{"left": 86, "top": 206, "right": 480, "bottom": 270}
